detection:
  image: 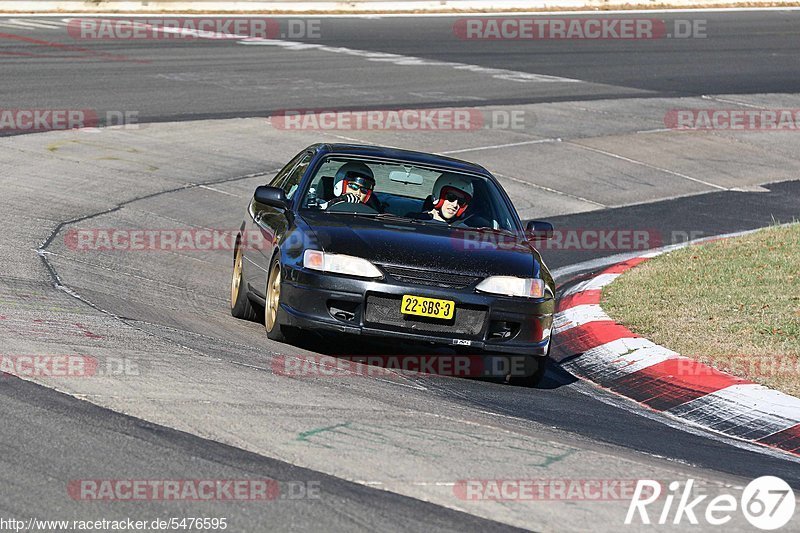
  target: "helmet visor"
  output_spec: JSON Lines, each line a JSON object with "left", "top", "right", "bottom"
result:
{"left": 440, "top": 185, "right": 471, "bottom": 206}
{"left": 344, "top": 171, "right": 375, "bottom": 194}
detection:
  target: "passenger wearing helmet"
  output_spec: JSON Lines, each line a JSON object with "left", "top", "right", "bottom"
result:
{"left": 323, "top": 162, "right": 380, "bottom": 210}
{"left": 426, "top": 173, "right": 473, "bottom": 223}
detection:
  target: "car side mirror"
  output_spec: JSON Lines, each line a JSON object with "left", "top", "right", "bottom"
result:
{"left": 254, "top": 186, "right": 289, "bottom": 209}
{"left": 526, "top": 220, "right": 554, "bottom": 241}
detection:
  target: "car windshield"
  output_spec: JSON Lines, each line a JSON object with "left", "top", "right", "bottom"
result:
{"left": 300, "top": 156, "right": 520, "bottom": 232}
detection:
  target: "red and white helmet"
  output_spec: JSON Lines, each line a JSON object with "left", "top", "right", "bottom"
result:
{"left": 333, "top": 162, "right": 375, "bottom": 202}
{"left": 432, "top": 173, "right": 473, "bottom": 218}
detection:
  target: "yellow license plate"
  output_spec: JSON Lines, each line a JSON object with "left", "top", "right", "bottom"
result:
{"left": 400, "top": 295, "right": 455, "bottom": 320}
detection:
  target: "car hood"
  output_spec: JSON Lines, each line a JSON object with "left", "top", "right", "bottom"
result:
{"left": 302, "top": 212, "right": 540, "bottom": 277}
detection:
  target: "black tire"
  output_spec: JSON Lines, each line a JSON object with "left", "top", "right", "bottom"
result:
{"left": 264, "top": 257, "right": 301, "bottom": 343}
{"left": 230, "top": 244, "right": 257, "bottom": 320}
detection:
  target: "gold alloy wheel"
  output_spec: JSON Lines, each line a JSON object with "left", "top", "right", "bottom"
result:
{"left": 231, "top": 247, "right": 243, "bottom": 309}
{"left": 266, "top": 261, "right": 281, "bottom": 332}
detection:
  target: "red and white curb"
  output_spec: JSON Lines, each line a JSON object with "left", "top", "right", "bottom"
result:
{"left": 553, "top": 239, "right": 800, "bottom": 458}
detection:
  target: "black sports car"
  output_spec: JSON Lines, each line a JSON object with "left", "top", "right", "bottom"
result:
{"left": 230, "top": 143, "right": 556, "bottom": 385}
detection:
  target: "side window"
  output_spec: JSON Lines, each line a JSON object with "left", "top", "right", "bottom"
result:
{"left": 301, "top": 158, "right": 348, "bottom": 208}
{"left": 268, "top": 151, "right": 307, "bottom": 188}
{"left": 283, "top": 152, "right": 313, "bottom": 199}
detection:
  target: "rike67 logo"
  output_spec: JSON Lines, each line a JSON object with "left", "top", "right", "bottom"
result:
{"left": 626, "top": 477, "right": 796, "bottom": 530}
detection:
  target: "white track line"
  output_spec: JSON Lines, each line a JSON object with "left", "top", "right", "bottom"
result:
{"left": 701, "top": 94, "right": 769, "bottom": 109}
{"left": 197, "top": 184, "right": 242, "bottom": 197}
{"left": 568, "top": 142, "right": 729, "bottom": 191}
{"left": 46, "top": 16, "right": 584, "bottom": 85}
{"left": 440, "top": 138, "right": 560, "bottom": 154}
{"left": 492, "top": 171, "right": 607, "bottom": 208}
{"left": 238, "top": 38, "right": 584, "bottom": 84}
{"left": 0, "top": 18, "right": 66, "bottom": 28}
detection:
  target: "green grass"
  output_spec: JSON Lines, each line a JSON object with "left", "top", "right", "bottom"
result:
{"left": 602, "top": 224, "right": 800, "bottom": 397}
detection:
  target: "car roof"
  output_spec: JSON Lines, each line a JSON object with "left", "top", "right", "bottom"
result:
{"left": 309, "top": 143, "right": 492, "bottom": 177}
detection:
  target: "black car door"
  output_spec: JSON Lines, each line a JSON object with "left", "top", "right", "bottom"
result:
{"left": 244, "top": 151, "right": 313, "bottom": 297}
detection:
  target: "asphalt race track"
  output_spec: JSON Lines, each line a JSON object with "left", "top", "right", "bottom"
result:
{"left": 2, "top": 12, "right": 800, "bottom": 125}
{"left": 1, "top": 10, "right": 799, "bottom": 532}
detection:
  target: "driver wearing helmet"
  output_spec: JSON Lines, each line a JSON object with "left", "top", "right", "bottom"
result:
{"left": 426, "top": 173, "right": 473, "bottom": 223}
{"left": 323, "top": 162, "right": 380, "bottom": 210}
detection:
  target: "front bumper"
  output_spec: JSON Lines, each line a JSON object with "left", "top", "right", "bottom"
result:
{"left": 277, "top": 266, "right": 554, "bottom": 356}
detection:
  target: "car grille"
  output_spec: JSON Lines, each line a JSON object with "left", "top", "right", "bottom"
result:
{"left": 381, "top": 265, "right": 482, "bottom": 290}
{"left": 365, "top": 295, "right": 487, "bottom": 337}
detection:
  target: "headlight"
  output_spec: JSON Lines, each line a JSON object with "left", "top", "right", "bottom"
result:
{"left": 476, "top": 276, "right": 546, "bottom": 298}
{"left": 303, "top": 250, "right": 382, "bottom": 279}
